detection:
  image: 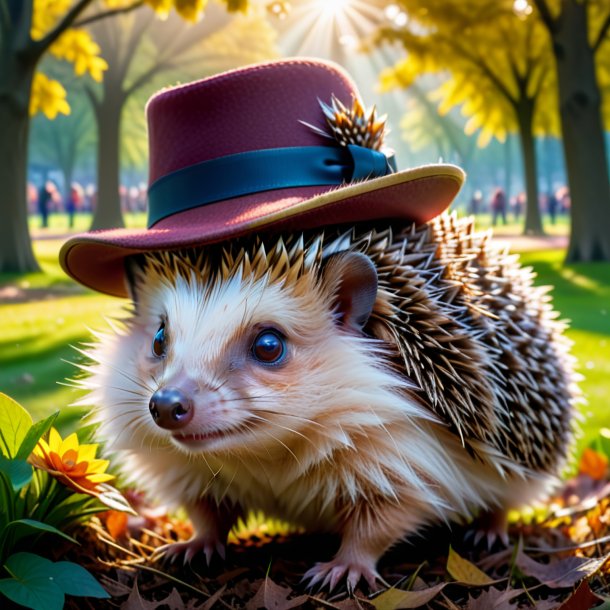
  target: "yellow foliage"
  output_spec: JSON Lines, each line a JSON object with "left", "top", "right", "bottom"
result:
{"left": 144, "top": 0, "right": 173, "bottom": 19}
{"left": 174, "top": 0, "right": 207, "bottom": 22}
{"left": 49, "top": 29, "right": 108, "bottom": 81}
{"left": 31, "top": 0, "right": 72, "bottom": 41}
{"left": 28, "top": 0, "right": 226, "bottom": 118}
{"left": 29, "top": 72, "right": 70, "bottom": 119}
{"left": 380, "top": 0, "right": 558, "bottom": 146}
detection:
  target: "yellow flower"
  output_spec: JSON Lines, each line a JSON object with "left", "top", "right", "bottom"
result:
{"left": 30, "top": 428, "right": 114, "bottom": 496}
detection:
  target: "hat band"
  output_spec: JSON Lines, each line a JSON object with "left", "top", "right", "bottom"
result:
{"left": 147, "top": 144, "right": 396, "bottom": 227}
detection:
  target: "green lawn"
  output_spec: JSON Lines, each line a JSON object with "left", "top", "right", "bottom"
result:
{"left": 0, "top": 234, "right": 608, "bottom": 454}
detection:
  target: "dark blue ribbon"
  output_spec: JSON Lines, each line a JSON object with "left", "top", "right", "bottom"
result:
{"left": 147, "top": 144, "right": 396, "bottom": 227}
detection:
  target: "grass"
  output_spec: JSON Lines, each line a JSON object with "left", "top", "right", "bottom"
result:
{"left": 0, "top": 239, "right": 124, "bottom": 429}
{"left": 461, "top": 211, "right": 570, "bottom": 236}
{"left": 29, "top": 211, "right": 147, "bottom": 234}
{"left": 518, "top": 249, "right": 610, "bottom": 449}
{"left": 0, "top": 228, "right": 608, "bottom": 454}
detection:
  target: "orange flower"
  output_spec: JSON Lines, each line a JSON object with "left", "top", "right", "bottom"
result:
{"left": 29, "top": 428, "right": 115, "bottom": 495}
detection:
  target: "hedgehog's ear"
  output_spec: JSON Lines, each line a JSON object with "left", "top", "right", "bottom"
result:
{"left": 322, "top": 252, "right": 378, "bottom": 334}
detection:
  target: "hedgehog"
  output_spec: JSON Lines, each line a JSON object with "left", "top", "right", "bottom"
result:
{"left": 79, "top": 212, "right": 578, "bottom": 591}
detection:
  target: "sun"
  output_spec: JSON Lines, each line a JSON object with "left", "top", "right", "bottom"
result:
{"left": 316, "top": 0, "right": 352, "bottom": 19}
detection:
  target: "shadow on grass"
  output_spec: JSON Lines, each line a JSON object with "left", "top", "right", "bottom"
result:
{"left": 521, "top": 257, "right": 610, "bottom": 337}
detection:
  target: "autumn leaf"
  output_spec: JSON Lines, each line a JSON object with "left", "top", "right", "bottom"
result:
{"left": 245, "top": 576, "right": 308, "bottom": 610}
{"left": 579, "top": 448, "right": 609, "bottom": 480}
{"left": 465, "top": 586, "right": 528, "bottom": 610}
{"left": 557, "top": 580, "right": 603, "bottom": 610}
{"left": 123, "top": 580, "right": 185, "bottom": 609}
{"left": 446, "top": 547, "right": 494, "bottom": 586}
{"left": 104, "top": 510, "right": 128, "bottom": 539}
{"left": 516, "top": 546, "right": 610, "bottom": 588}
{"left": 370, "top": 583, "right": 447, "bottom": 610}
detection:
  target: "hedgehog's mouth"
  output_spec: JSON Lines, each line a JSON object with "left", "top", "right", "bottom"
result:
{"left": 171, "top": 430, "right": 227, "bottom": 446}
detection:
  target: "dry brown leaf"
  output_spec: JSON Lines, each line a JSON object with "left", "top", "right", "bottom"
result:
{"left": 465, "top": 587, "right": 520, "bottom": 610}
{"left": 516, "top": 547, "right": 610, "bottom": 588}
{"left": 446, "top": 547, "right": 494, "bottom": 586}
{"left": 556, "top": 580, "right": 603, "bottom": 610}
{"left": 245, "top": 576, "right": 309, "bottom": 610}
{"left": 369, "top": 583, "right": 447, "bottom": 610}
{"left": 121, "top": 581, "right": 186, "bottom": 609}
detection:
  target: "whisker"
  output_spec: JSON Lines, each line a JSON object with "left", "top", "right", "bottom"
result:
{"left": 248, "top": 413, "right": 314, "bottom": 446}
{"left": 254, "top": 408, "right": 327, "bottom": 429}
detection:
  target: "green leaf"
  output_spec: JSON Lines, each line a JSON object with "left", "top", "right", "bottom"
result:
{"left": 0, "top": 552, "right": 65, "bottom": 610}
{"left": 16, "top": 411, "right": 59, "bottom": 461}
{"left": 0, "top": 455, "right": 32, "bottom": 491}
{"left": 0, "top": 393, "right": 33, "bottom": 459}
{"left": 49, "top": 561, "right": 110, "bottom": 598}
{"left": 4, "top": 519, "right": 77, "bottom": 546}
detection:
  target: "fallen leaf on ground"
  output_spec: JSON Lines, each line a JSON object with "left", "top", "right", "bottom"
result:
{"left": 447, "top": 547, "right": 494, "bottom": 585}
{"left": 369, "top": 583, "right": 446, "bottom": 610}
{"left": 516, "top": 546, "right": 610, "bottom": 588}
{"left": 557, "top": 580, "right": 603, "bottom": 610}
{"left": 246, "top": 576, "right": 308, "bottom": 610}
{"left": 465, "top": 586, "right": 525, "bottom": 610}
{"left": 122, "top": 581, "right": 185, "bottom": 610}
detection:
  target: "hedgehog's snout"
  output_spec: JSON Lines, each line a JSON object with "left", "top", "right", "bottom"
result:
{"left": 149, "top": 386, "right": 194, "bottom": 430}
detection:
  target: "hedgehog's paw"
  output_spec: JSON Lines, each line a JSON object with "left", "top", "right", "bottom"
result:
{"left": 302, "top": 557, "right": 380, "bottom": 593}
{"left": 153, "top": 535, "right": 226, "bottom": 566}
{"left": 465, "top": 509, "right": 509, "bottom": 550}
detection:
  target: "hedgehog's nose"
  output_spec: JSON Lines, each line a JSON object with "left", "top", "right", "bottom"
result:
{"left": 149, "top": 387, "right": 194, "bottom": 430}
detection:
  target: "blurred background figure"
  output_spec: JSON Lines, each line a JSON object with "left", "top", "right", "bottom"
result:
{"left": 469, "top": 189, "right": 483, "bottom": 215}
{"left": 37, "top": 180, "right": 55, "bottom": 228}
{"left": 67, "top": 183, "right": 83, "bottom": 229}
{"left": 512, "top": 192, "right": 525, "bottom": 221}
{"left": 490, "top": 187, "right": 507, "bottom": 226}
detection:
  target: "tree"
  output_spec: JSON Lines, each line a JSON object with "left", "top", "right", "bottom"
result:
{"left": 377, "top": 0, "right": 556, "bottom": 235}
{"left": 85, "top": 5, "right": 277, "bottom": 229}
{"left": 0, "top": 0, "right": 244, "bottom": 273}
{"left": 531, "top": 0, "right": 610, "bottom": 262}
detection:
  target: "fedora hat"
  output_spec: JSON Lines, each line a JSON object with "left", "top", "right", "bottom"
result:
{"left": 60, "top": 58, "right": 464, "bottom": 297}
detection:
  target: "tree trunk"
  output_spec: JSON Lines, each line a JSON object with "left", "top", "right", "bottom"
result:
{"left": 0, "top": 56, "right": 40, "bottom": 273}
{"left": 552, "top": 0, "right": 610, "bottom": 261}
{"left": 90, "top": 89, "right": 125, "bottom": 230}
{"left": 516, "top": 100, "right": 544, "bottom": 235}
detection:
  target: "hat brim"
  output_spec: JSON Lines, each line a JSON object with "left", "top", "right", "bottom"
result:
{"left": 60, "top": 163, "right": 464, "bottom": 298}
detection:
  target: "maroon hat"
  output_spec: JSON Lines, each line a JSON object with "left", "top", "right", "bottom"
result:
{"left": 60, "top": 58, "right": 464, "bottom": 297}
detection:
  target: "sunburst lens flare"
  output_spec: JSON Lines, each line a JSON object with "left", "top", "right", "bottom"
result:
{"left": 317, "top": 0, "right": 351, "bottom": 19}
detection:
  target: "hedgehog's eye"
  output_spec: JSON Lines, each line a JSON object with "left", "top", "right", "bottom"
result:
{"left": 152, "top": 323, "right": 166, "bottom": 358}
{"left": 251, "top": 329, "right": 286, "bottom": 365}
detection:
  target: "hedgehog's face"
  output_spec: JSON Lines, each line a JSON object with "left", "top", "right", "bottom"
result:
{"left": 97, "top": 248, "right": 383, "bottom": 458}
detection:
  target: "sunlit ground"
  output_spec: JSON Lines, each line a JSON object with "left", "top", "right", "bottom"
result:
{"left": 0, "top": 226, "right": 607, "bottom": 456}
